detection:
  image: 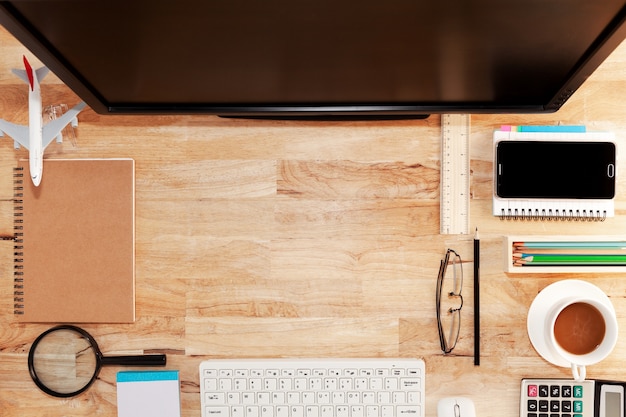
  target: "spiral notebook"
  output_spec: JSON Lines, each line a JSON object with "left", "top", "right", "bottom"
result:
{"left": 493, "top": 128, "right": 615, "bottom": 221}
{"left": 13, "top": 158, "right": 135, "bottom": 323}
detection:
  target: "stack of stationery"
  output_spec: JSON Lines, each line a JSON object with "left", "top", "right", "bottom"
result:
{"left": 492, "top": 126, "right": 616, "bottom": 221}
{"left": 513, "top": 241, "right": 626, "bottom": 267}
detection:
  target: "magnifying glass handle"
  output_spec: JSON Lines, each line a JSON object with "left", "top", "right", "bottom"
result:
{"left": 101, "top": 354, "right": 167, "bottom": 367}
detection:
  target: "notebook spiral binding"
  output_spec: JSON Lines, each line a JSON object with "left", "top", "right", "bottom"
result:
{"left": 499, "top": 208, "right": 607, "bottom": 222}
{"left": 13, "top": 167, "right": 24, "bottom": 315}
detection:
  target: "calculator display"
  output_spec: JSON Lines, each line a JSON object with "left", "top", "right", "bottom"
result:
{"left": 606, "top": 392, "right": 621, "bottom": 417}
{"left": 600, "top": 385, "right": 624, "bottom": 417}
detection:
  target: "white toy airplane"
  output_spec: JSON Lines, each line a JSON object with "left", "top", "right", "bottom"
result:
{"left": 0, "top": 56, "right": 86, "bottom": 186}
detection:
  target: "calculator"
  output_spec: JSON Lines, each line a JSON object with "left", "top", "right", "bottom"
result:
{"left": 520, "top": 379, "right": 625, "bottom": 417}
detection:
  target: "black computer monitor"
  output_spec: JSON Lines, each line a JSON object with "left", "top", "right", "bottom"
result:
{"left": 0, "top": 0, "right": 624, "bottom": 117}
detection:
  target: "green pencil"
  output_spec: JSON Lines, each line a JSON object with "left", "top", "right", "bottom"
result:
{"left": 521, "top": 254, "right": 626, "bottom": 264}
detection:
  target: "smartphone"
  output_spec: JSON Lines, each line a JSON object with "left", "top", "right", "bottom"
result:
{"left": 495, "top": 140, "right": 616, "bottom": 199}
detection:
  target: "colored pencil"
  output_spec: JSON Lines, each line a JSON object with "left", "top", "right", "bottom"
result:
{"left": 513, "top": 248, "right": 626, "bottom": 255}
{"left": 515, "top": 254, "right": 626, "bottom": 266}
{"left": 512, "top": 240, "right": 626, "bottom": 266}
{"left": 524, "top": 254, "right": 626, "bottom": 261}
{"left": 514, "top": 241, "right": 626, "bottom": 248}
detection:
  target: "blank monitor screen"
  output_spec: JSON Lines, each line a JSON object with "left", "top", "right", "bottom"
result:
{"left": 0, "top": 0, "right": 624, "bottom": 115}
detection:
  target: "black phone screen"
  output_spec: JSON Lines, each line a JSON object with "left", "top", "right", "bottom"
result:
{"left": 496, "top": 141, "right": 616, "bottom": 199}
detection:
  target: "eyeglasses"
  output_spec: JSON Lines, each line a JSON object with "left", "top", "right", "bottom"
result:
{"left": 436, "top": 248, "right": 464, "bottom": 354}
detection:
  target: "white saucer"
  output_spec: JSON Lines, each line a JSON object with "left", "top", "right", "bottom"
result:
{"left": 527, "top": 279, "right": 613, "bottom": 367}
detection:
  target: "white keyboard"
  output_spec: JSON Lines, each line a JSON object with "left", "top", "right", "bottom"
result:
{"left": 199, "top": 359, "right": 425, "bottom": 417}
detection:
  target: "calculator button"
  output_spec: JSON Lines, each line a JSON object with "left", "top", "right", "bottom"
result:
{"left": 562, "top": 401, "right": 572, "bottom": 412}
{"left": 528, "top": 385, "right": 539, "bottom": 397}
{"left": 562, "top": 386, "right": 572, "bottom": 397}
{"left": 528, "top": 400, "right": 538, "bottom": 412}
{"left": 539, "top": 401, "right": 549, "bottom": 412}
{"left": 573, "top": 401, "right": 583, "bottom": 413}
{"left": 550, "top": 401, "right": 560, "bottom": 412}
{"left": 539, "top": 386, "right": 549, "bottom": 397}
{"left": 573, "top": 386, "right": 583, "bottom": 398}
{"left": 551, "top": 386, "right": 561, "bottom": 397}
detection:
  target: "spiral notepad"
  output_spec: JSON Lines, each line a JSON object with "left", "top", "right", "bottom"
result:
{"left": 493, "top": 129, "right": 615, "bottom": 222}
{"left": 13, "top": 158, "right": 135, "bottom": 323}
{"left": 493, "top": 200, "right": 613, "bottom": 221}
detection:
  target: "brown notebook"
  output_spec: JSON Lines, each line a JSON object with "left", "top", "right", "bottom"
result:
{"left": 13, "top": 158, "right": 135, "bottom": 323}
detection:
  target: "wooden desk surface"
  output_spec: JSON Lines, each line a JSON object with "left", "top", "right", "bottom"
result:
{"left": 1, "top": 26, "right": 626, "bottom": 417}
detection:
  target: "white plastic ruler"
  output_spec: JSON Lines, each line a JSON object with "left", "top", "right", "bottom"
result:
{"left": 440, "top": 114, "right": 470, "bottom": 234}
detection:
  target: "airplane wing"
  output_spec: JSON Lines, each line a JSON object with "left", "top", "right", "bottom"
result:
{"left": 42, "top": 101, "right": 87, "bottom": 147}
{"left": 0, "top": 119, "right": 30, "bottom": 149}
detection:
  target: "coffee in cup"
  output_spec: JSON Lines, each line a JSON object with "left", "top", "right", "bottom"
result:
{"left": 553, "top": 301, "right": 606, "bottom": 355}
{"left": 527, "top": 280, "right": 618, "bottom": 381}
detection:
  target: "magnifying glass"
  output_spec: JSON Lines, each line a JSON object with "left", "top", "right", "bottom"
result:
{"left": 28, "top": 325, "right": 167, "bottom": 397}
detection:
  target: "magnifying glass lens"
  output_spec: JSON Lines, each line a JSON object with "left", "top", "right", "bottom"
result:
{"left": 31, "top": 328, "right": 98, "bottom": 395}
{"left": 30, "top": 325, "right": 166, "bottom": 397}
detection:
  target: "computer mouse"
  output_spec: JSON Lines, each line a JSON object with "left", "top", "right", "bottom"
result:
{"left": 437, "top": 397, "right": 476, "bottom": 417}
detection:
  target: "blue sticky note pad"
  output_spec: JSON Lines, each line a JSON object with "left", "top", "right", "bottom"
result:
{"left": 516, "top": 125, "right": 586, "bottom": 133}
{"left": 117, "top": 371, "right": 181, "bottom": 417}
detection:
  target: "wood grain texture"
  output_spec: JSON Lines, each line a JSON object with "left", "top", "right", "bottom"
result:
{"left": 0, "top": 25, "right": 626, "bottom": 417}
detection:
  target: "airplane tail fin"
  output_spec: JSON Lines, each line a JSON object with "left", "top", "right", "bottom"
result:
{"left": 11, "top": 57, "right": 49, "bottom": 86}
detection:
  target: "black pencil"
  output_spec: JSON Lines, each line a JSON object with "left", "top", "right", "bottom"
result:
{"left": 473, "top": 227, "right": 480, "bottom": 366}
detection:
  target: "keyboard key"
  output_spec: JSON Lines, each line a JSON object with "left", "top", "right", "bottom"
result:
{"left": 205, "top": 393, "right": 226, "bottom": 405}
{"left": 401, "top": 378, "right": 422, "bottom": 390}
{"left": 398, "top": 405, "right": 422, "bottom": 415}
{"left": 366, "top": 405, "right": 379, "bottom": 417}
{"left": 205, "top": 406, "right": 229, "bottom": 416}
{"left": 306, "top": 406, "right": 319, "bottom": 417}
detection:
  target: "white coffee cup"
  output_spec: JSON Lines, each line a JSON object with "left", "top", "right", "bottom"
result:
{"left": 527, "top": 280, "right": 618, "bottom": 381}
